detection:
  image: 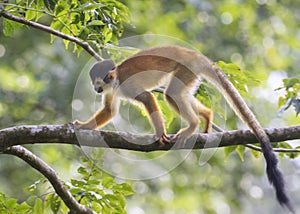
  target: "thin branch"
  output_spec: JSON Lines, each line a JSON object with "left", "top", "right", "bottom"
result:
{"left": 0, "top": 124, "right": 300, "bottom": 152}
{"left": 244, "top": 144, "right": 300, "bottom": 153}
{"left": 0, "top": 8, "right": 103, "bottom": 61}
{"left": 3, "top": 145, "right": 95, "bottom": 214}
{"left": 211, "top": 123, "right": 300, "bottom": 153}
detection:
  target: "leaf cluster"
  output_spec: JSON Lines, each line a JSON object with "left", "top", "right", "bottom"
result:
{"left": 1, "top": 0, "right": 130, "bottom": 54}
{"left": 22, "top": 156, "right": 134, "bottom": 213}
{"left": 66, "top": 157, "right": 134, "bottom": 214}
{"left": 277, "top": 77, "right": 300, "bottom": 116}
{"left": 216, "top": 61, "right": 260, "bottom": 96}
{"left": 0, "top": 192, "right": 32, "bottom": 214}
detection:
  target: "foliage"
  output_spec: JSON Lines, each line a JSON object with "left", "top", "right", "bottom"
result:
{"left": 67, "top": 157, "right": 134, "bottom": 214}
{"left": 23, "top": 157, "right": 134, "bottom": 213}
{"left": 0, "top": 192, "right": 32, "bottom": 214}
{"left": 216, "top": 61, "right": 260, "bottom": 96}
{"left": 1, "top": 0, "right": 130, "bottom": 54}
{"left": 277, "top": 77, "right": 300, "bottom": 116}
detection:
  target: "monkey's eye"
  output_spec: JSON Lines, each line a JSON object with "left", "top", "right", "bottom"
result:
{"left": 95, "top": 80, "right": 101, "bottom": 85}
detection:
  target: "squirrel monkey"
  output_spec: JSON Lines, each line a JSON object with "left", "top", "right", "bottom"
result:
{"left": 74, "top": 46, "right": 293, "bottom": 211}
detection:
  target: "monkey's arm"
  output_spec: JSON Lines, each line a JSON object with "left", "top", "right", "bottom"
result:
{"left": 74, "top": 92, "right": 118, "bottom": 130}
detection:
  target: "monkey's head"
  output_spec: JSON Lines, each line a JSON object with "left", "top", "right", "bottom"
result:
{"left": 89, "top": 59, "right": 116, "bottom": 93}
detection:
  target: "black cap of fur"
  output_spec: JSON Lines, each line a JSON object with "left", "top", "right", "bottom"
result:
{"left": 89, "top": 60, "right": 115, "bottom": 83}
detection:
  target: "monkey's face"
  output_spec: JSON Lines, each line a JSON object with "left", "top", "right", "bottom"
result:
{"left": 92, "top": 77, "right": 109, "bottom": 93}
{"left": 89, "top": 60, "right": 116, "bottom": 94}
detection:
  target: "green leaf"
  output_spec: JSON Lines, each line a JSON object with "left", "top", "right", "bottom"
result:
{"left": 278, "top": 96, "right": 285, "bottom": 108}
{"left": 76, "top": 3, "right": 104, "bottom": 12}
{"left": 91, "top": 201, "right": 102, "bottom": 213}
{"left": 224, "top": 146, "right": 237, "bottom": 158}
{"left": 3, "top": 19, "right": 15, "bottom": 37}
{"left": 44, "top": 0, "right": 58, "bottom": 11}
{"left": 159, "top": 98, "right": 175, "bottom": 130}
{"left": 114, "top": 193, "right": 126, "bottom": 208}
{"left": 279, "top": 142, "right": 292, "bottom": 149}
{"left": 6, "top": 198, "right": 17, "bottom": 208}
{"left": 103, "top": 194, "right": 121, "bottom": 209}
{"left": 32, "top": 198, "right": 43, "bottom": 214}
{"left": 70, "top": 188, "right": 84, "bottom": 196}
{"left": 63, "top": 39, "right": 70, "bottom": 50}
{"left": 37, "top": 0, "right": 45, "bottom": 10}
{"left": 16, "top": 202, "right": 32, "bottom": 213}
{"left": 78, "top": 27, "right": 90, "bottom": 40}
{"left": 278, "top": 98, "right": 293, "bottom": 116}
{"left": 216, "top": 61, "right": 259, "bottom": 96}
{"left": 50, "top": 195, "right": 61, "bottom": 214}
{"left": 54, "top": 1, "right": 69, "bottom": 16}
{"left": 249, "top": 148, "right": 260, "bottom": 158}
{"left": 73, "top": 43, "right": 84, "bottom": 57}
{"left": 25, "top": 9, "right": 37, "bottom": 21}
{"left": 77, "top": 166, "right": 88, "bottom": 176}
{"left": 283, "top": 78, "right": 300, "bottom": 89}
{"left": 102, "top": 177, "right": 114, "bottom": 188}
{"left": 236, "top": 145, "right": 245, "bottom": 161}
{"left": 288, "top": 152, "right": 300, "bottom": 159}
{"left": 87, "top": 179, "right": 101, "bottom": 185}
{"left": 71, "top": 179, "right": 85, "bottom": 187}
{"left": 102, "top": 26, "right": 113, "bottom": 43}
{"left": 50, "top": 19, "right": 64, "bottom": 43}
{"left": 87, "top": 20, "right": 105, "bottom": 26}
{"left": 113, "top": 183, "right": 135, "bottom": 196}
{"left": 292, "top": 99, "right": 300, "bottom": 116}
{"left": 26, "top": 196, "right": 38, "bottom": 207}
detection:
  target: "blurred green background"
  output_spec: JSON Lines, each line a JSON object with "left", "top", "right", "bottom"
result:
{"left": 1, "top": 0, "right": 300, "bottom": 213}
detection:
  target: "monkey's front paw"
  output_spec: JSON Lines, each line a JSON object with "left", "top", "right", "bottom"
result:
{"left": 73, "top": 120, "right": 94, "bottom": 130}
{"left": 73, "top": 120, "right": 83, "bottom": 128}
{"left": 157, "top": 133, "right": 170, "bottom": 145}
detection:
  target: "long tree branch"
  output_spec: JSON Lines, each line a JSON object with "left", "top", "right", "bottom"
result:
{"left": 3, "top": 145, "right": 95, "bottom": 214}
{"left": 0, "top": 7, "right": 103, "bottom": 61}
{"left": 1, "top": 124, "right": 300, "bottom": 152}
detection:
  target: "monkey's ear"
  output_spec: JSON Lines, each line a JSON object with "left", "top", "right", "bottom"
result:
{"left": 89, "top": 59, "right": 115, "bottom": 81}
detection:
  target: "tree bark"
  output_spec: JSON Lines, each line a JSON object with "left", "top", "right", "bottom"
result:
{"left": 1, "top": 123, "right": 300, "bottom": 152}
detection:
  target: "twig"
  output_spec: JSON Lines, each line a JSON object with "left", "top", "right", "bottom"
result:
{"left": 0, "top": 8, "right": 103, "bottom": 61}
{"left": 245, "top": 144, "right": 300, "bottom": 153}
{"left": 212, "top": 123, "right": 300, "bottom": 153}
{"left": 3, "top": 145, "right": 95, "bottom": 214}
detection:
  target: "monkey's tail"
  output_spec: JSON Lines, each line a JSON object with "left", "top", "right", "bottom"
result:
{"left": 209, "top": 65, "right": 294, "bottom": 213}
{"left": 262, "top": 137, "right": 294, "bottom": 213}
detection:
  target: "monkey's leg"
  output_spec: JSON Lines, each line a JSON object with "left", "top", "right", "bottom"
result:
{"left": 165, "top": 73, "right": 204, "bottom": 147}
{"left": 166, "top": 94, "right": 212, "bottom": 134}
{"left": 166, "top": 93, "right": 199, "bottom": 146}
{"left": 190, "top": 97, "right": 213, "bottom": 133}
{"left": 135, "top": 91, "right": 169, "bottom": 144}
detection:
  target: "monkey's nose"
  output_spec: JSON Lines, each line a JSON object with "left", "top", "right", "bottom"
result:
{"left": 97, "top": 87, "right": 103, "bottom": 93}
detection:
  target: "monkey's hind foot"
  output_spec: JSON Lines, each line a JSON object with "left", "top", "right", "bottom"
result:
{"left": 170, "top": 134, "right": 189, "bottom": 149}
